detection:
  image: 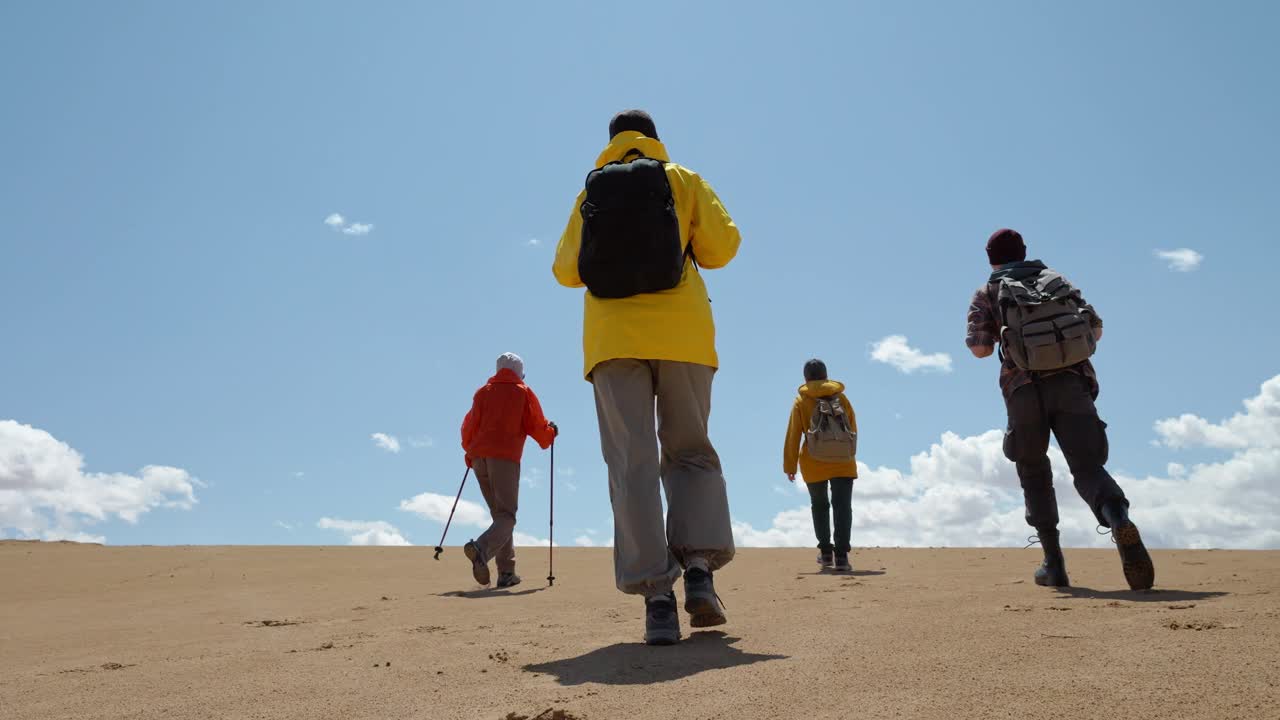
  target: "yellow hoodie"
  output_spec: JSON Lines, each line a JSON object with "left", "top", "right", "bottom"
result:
{"left": 783, "top": 380, "right": 859, "bottom": 484}
{"left": 552, "top": 132, "right": 741, "bottom": 380}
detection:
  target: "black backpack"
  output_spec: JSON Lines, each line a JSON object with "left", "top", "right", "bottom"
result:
{"left": 577, "top": 153, "right": 686, "bottom": 299}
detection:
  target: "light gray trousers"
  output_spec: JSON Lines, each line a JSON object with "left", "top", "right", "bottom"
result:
{"left": 591, "top": 359, "right": 735, "bottom": 596}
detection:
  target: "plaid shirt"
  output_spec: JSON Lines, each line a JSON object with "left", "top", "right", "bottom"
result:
{"left": 966, "top": 281, "right": 1102, "bottom": 401}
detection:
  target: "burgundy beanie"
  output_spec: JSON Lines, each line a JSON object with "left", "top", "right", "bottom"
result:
{"left": 986, "top": 228, "right": 1026, "bottom": 265}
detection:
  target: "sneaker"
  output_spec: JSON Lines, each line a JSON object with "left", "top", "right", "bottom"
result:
{"left": 463, "top": 540, "right": 490, "bottom": 586}
{"left": 1113, "top": 523, "right": 1155, "bottom": 591}
{"left": 644, "top": 592, "right": 681, "bottom": 646}
{"left": 833, "top": 553, "right": 852, "bottom": 572}
{"left": 682, "top": 567, "right": 727, "bottom": 628}
{"left": 496, "top": 571, "right": 521, "bottom": 589}
{"left": 817, "top": 550, "right": 834, "bottom": 568}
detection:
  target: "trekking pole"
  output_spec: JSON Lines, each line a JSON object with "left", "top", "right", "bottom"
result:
{"left": 547, "top": 437, "right": 556, "bottom": 586}
{"left": 432, "top": 467, "right": 471, "bottom": 560}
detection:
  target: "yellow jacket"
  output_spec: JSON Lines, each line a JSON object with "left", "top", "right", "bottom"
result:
{"left": 783, "top": 380, "right": 859, "bottom": 484}
{"left": 553, "top": 132, "right": 741, "bottom": 379}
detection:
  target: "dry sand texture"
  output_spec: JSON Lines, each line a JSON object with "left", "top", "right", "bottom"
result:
{"left": 1, "top": 542, "right": 1277, "bottom": 719}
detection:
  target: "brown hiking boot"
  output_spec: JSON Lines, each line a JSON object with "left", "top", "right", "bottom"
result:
{"left": 463, "top": 540, "right": 490, "bottom": 586}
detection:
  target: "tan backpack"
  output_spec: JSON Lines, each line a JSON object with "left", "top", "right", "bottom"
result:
{"left": 994, "top": 268, "right": 1097, "bottom": 371}
{"left": 805, "top": 395, "right": 857, "bottom": 462}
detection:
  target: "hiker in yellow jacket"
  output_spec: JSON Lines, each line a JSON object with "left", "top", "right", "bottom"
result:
{"left": 553, "top": 110, "right": 740, "bottom": 646}
{"left": 784, "top": 359, "right": 858, "bottom": 572}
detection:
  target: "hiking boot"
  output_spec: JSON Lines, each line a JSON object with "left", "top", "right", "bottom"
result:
{"left": 644, "top": 592, "right": 681, "bottom": 646}
{"left": 496, "top": 572, "right": 521, "bottom": 589}
{"left": 463, "top": 540, "right": 490, "bottom": 586}
{"left": 1102, "top": 503, "right": 1155, "bottom": 591}
{"left": 817, "top": 550, "right": 834, "bottom": 569}
{"left": 1033, "top": 529, "right": 1070, "bottom": 587}
{"left": 833, "top": 553, "right": 852, "bottom": 572}
{"left": 683, "top": 567, "right": 727, "bottom": 628}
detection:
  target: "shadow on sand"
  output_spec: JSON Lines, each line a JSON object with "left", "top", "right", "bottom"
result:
{"left": 797, "top": 569, "right": 887, "bottom": 577}
{"left": 523, "top": 631, "right": 787, "bottom": 686}
{"left": 1054, "top": 586, "right": 1228, "bottom": 603}
{"left": 437, "top": 586, "right": 548, "bottom": 599}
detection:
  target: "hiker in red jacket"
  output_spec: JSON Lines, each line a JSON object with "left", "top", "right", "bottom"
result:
{"left": 460, "top": 353, "right": 557, "bottom": 588}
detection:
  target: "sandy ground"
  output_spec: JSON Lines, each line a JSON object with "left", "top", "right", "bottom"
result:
{"left": 1, "top": 542, "right": 1277, "bottom": 720}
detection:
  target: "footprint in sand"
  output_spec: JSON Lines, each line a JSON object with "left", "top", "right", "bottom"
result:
{"left": 504, "top": 710, "right": 584, "bottom": 720}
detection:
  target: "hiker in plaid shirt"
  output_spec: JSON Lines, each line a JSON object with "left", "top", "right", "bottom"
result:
{"left": 966, "top": 228, "right": 1154, "bottom": 591}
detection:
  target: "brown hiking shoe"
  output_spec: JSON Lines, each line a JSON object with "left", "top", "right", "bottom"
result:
{"left": 463, "top": 540, "right": 490, "bottom": 586}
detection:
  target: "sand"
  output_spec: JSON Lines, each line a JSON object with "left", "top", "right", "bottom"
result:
{"left": 1, "top": 541, "right": 1276, "bottom": 720}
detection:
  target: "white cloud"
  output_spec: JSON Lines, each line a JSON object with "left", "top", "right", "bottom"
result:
{"left": 317, "top": 517, "right": 410, "bottom": 546}
{"left": 734, "top": 376, "right": 1280, "bottom": 550}
{"left": 1155, "top": 248, "right": 1204, "bottom": 272}
{"left": 1154, "top": 375, "right": 1280, "bottom": 450}
{"left": 573, "top": 535, "right": 595, "bottom": 547}
{"left": 275, "top": 521, "right": 294, "bottom": 531}
{"left": 0, "top": 420, "right": 199, "bottom": 543}
{"left": 870, "top": 335, "right": 953, "bottom": 374}
{"left": 371, "top": 433, "right": 401, "bottom": 453}
{"left": 408, "top": 436, "right": 435, "bottom": 449}
{"left": 399, "top": 491, "right": 489, "bottom": 527}
{"left": 324, "top": 212, "right": 374, "bottom": 236}
{"left": 397, "top": 492, "right": 565, "bottom": 546}
{"left": 527, "top": 238, "right": 541, "bottom": 247}
{"left": 513, "top": 531, "right": 556, "bottom": 547}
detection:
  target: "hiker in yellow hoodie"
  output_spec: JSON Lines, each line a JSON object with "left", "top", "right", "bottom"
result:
{"left": 553, "top": 110, "right": 740, "bottom": 646}
{"left": 783, "top": 359, "right": 858, "bottom": 571}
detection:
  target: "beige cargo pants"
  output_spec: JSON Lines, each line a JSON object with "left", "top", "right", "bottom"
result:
{"left": 591, "top": 359, "right": 735, "bottom": 596}
{"left": 472, "top": 457, "right": 520, "bottom": 574}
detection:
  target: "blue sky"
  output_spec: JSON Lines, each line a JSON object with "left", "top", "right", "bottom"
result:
{"left": 3, "top": 1, "right": 1277, "bottom": 549}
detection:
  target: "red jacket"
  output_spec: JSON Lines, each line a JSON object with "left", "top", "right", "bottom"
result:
{"left": 461, "top": 368, "right": 555, "bottom": 465}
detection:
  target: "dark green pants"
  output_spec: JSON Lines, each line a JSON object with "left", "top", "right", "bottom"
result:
{"left": 807, "top": 478, "right": 854, "bottom": 554}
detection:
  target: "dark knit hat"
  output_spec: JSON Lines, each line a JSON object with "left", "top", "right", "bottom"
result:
{"left": 609, "top": 109, "right": 659, "bottom": 141}
{"left": 986, "top": 228, "right": 1026, "bottom": 265}
{"left": 803, "top": 358, "right": 828, "bottom": 382}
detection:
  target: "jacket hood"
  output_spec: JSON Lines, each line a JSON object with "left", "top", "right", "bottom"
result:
{"left": 798, "top": 379, "right": 846, "bottom": 398}
{"left": 489, "top": 368, "right": 525, "bottom": 385}
{"left": 595, "top": 131, "right": 671, "bottom": 168}
{"left": 990, "top": 259, "right": 1047, "bottom": 283}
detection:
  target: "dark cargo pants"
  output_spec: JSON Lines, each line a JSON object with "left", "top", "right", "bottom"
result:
{"left": 1003, "top": 372, "right": 1127, "bottom": 531}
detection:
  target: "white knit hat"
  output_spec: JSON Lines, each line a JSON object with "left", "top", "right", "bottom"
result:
{"left": 496, "top": 352, "right": 525, "bottom": 379}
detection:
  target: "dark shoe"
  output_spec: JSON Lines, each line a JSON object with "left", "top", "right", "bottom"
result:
{"left": 833, "top": 553, "right": 852, "bottom": 572}
{"left": 1033, "top": 529, "right": 1070, "bottom": 587}
{"left": 496, "top": 572, "right": 521, "bottom": 589}
{"left": 1102, "top": 502, "right": 1155, "bottom": 591}
{"left": 817, "top": 550, "right": 834, "bottom": 569}
{"left": 644, "top": 592, "right": 681, "bottom": 646}
{"left": 683, "top": 567, "right": 727, "bottom": 628}
{"left": 463, "top": 540, "right": 490, "bottom": 586}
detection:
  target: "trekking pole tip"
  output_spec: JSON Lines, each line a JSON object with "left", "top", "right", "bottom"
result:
{"left": 433, "top": 546, "right": 443, "bottom": 560}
